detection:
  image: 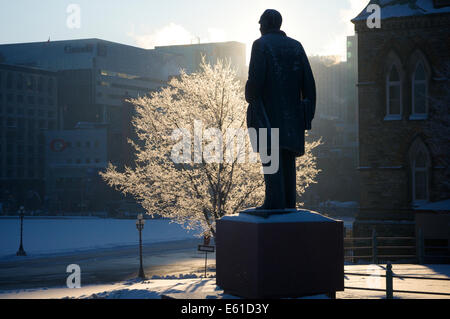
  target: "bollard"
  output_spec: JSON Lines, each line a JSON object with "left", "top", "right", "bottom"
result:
{"left": 386, "top": 262, "right": 393, "bottom": 299}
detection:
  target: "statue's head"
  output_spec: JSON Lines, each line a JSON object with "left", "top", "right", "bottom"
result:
{"left": 259, "top": 9, "right": 282, "bottom": 35}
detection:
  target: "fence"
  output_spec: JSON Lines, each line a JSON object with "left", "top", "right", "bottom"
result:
{"left": 344, "top": 262, "right": 450, "bottom": 299}
{"left": 344, "top": 229, "right": 449, "bottom": 264}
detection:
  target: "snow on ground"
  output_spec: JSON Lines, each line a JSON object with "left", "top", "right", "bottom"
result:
{"left": 0, "top": 217, "right": 199, "bottom": 259}
{"left": 0, "top": 264, "right": 448, "bottom": 299}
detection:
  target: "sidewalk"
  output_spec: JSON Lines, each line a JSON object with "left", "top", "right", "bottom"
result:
{"left": 0, "top": 264, "right": 448, "bottom": 299}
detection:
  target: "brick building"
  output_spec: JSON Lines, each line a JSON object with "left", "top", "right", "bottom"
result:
{"left": 351, "top": 0, "right": 450, "bottom": 247}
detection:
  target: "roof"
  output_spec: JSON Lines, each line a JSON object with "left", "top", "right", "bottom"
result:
{"left": 352, "top": 0, "right": 450, "bottom": 22}
{"left": 154, "top": 41, "right": 245, "bottom": 50}
{"left": 414, "top": 199, "right": 450, "bottom": 211}
{"left": 0, "top": 63, "right": 56, "bottom": 75}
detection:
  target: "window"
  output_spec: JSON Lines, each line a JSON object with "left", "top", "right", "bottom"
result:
{"left": 6, "top": 118, "right": 16, "bottom": 128}
{"left": 385, "top": 65, "right": 402, "bottom": 120}
{"left": 413, "top": 151, "right": 428, "bottom": 203}
{"left": 408, "top": 138, "right": 430, "bottom": 206}
{"left": 17, "top": 74, "right": 24, "bottom": 90}
{"left": 48, "top": 120, "right": 55, "bottom": 129}
{"left": 48, "top": 78, "right": 53, "bottom": 95}
{"left": 38, "top": 77, "right": 44, "bottom": 92}
{"left": 26, "top": 76, "right": 35, "bottom": 91}
{"left": 38, "top": 119, "right": 46, "bottom": 129}
{"left": 6, "top": 73, "right": 13, "bottom": 89}
{"left": 411, "top": 62, "right": 428, "bottom": 119}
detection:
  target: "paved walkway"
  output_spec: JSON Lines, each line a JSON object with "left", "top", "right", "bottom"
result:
{"left": 0, "top": 264, "right": 448, "bottom": 299}
{"left": 338, "top": 264, "right": 450, "bottom": 299}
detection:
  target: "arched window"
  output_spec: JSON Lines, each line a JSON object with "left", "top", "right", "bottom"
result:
{"left": 413, "top": 151, "right": 429, "bottom": 203}
{"left": 408, "top": 138, "right": 431, "bottom": 205}
{"left": 386, "top": 64, "right": 402, "bottom": 120}
{"left": 411, "top": 61, "right": 428, "bottom": 119}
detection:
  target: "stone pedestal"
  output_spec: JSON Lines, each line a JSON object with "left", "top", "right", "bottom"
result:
{"left": 216, "top": 210, "right": 344, "bottom": 299}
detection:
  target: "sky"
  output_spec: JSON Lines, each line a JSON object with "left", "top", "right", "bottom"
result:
{"left": 0, "top": 0, "right": 369, "bottom": 64}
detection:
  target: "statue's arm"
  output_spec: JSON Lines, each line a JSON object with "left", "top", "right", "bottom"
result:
{"left": 245, "top": 40, "right": 266, "bottom": 104}
{"left": 299, "top": 45, "right": 317, "bottom": 121}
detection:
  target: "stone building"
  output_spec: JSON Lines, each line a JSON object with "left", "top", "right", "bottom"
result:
{"left": 351, "top": 0, "right": 450, "bottom": 254}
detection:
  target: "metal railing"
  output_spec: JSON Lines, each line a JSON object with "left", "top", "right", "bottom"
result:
{"left": 344, "top": 262, "right": 450, "bottom": 299}
{"left": 344, "top": 229, "right": 449, "bottom": 264}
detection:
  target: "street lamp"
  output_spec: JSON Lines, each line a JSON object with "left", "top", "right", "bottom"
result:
{"left": 136, "top": 213, "right": 146, "bottom": 279}
{"left": 16, "top": 206, "right": 26, "bottom": 256}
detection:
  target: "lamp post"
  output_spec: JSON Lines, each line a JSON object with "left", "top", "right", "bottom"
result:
{"left": 136, "top": 214, "right": 146, "bottom": 279}
{"left": 16, "top": 206, "right": 26, "bottom": 256}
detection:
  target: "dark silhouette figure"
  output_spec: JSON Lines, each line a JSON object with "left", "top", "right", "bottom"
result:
{"left": 245, "top": 9, "right": 316, "bottom": 210}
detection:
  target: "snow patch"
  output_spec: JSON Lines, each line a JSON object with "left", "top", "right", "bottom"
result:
{"left": 0, "top": 218, "right": 199, "bottom": 259}
{"left": 221, "top": 210, "right": 338, "bottom": 224}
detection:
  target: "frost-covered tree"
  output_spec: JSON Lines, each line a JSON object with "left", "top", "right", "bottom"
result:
{"left": 100, "top": 58, "right": 321, "bottom": 237}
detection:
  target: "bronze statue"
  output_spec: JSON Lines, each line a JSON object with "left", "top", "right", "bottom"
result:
{"left": 245, "top": 9, "right": 316, "bottom": 211}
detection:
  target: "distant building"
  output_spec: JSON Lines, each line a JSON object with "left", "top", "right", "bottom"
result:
{"left": 0, "top": 39, "right": 183, "bottom": 166}
{"left": 0, "top": 63, "right": 58, "bottom": 211}
{"left": 302, "top": 38, "right": 359, "bottom": 207}
{"left": 352, "top": 0, "right": 450, "bottom": 258}
{"left": 155, "top": 41, "right": 247, "bottom": 80}
{"left": 45, "top": 122, "right": 109, "bottom": 212}
{"left": 0, "top": 38, "right": 247, "bottom": 213}
{"left": 0, "top": 39, "right": 247, "bottom": 165}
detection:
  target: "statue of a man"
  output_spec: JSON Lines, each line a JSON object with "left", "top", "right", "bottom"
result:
{"left": 245, "top": 9, "right": 316, "bottom": 210}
